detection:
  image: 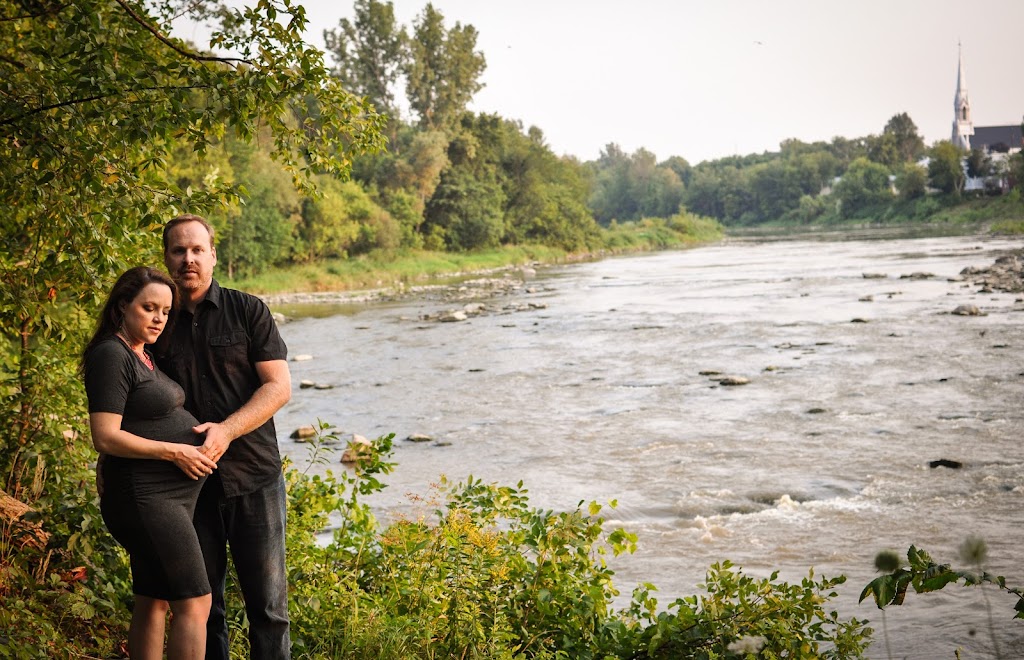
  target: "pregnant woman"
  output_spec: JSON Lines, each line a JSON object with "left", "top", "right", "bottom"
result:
{"left": 82, "top": 266, "right": 218, "bottom": 660}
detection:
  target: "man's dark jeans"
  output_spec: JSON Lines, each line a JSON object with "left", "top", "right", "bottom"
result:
{"left": 195, "top": 472, "right": 290, "bottom": 659}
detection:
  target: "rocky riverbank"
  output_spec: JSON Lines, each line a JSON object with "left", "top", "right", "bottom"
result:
{"left": 264, "top": 264, "right": 556, "bottom": 324}
{"left": 262, "top": 245, "right": 1024, "bottom": 323}
{"left": 959, "top": 249, "right": 1024, "bottom": 293}
{"left": 261, "top": 264, "right": 543, "bottom": 307}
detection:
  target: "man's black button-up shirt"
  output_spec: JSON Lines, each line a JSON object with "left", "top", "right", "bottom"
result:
{"left": 155, "top": 280, "right": 288, "bottom": 498}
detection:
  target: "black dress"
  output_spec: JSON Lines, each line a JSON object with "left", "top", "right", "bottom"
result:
{"left": 84, "top": 337, "right": 211, "bottom": 600}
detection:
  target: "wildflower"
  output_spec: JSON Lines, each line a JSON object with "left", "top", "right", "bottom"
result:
{"left": 958, "top": 536, "right": 988, "bottom": 565}
{"left": 874, "top": 549, "right": 901, "bottom": 572}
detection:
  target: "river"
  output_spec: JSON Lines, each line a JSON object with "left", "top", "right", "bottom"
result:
{"left": 271, "top": 232, "right": 1024, "bottom": 659}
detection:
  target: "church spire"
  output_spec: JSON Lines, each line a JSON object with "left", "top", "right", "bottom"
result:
{"left": 951, "top": 41, "right": 973, "bottom": 150}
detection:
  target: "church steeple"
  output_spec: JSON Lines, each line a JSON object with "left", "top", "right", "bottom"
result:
{"left": 951, "top": 42, "right": 973, "bottom": 150}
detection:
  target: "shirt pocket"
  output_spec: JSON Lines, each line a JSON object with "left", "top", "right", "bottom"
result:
{"left": 208, "top": 331, "right": 249, "bottom": 369}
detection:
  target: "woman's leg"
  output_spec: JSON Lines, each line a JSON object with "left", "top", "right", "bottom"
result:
{"left": 166, "top": 593, "right": 212, "bottom": 660}
{"left": 128, "top": 596, "right": 169, "bottom": 660}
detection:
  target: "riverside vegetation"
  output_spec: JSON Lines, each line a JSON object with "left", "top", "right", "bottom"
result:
{"left": 5, "top": 426, "right": 1022, "bottom": 658}
{"left": 2, "top": 0, "right": 1023, "bottom": 657}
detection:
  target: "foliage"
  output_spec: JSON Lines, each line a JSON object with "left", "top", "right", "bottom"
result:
{"left": 587, "top": 145, "right": 686, "bottom": 225}
{"left": 214, "top": 136, "right": 304, "bottom": 277}
{"left": 324, "top": 0, "right": 407, "bottom": 126}
{"left": 499, "top": 125, "right": 602, "bottom": 251}
{"left": 966, "top": 148, "right": 992, "bottom": 179}
{"left": 927, "top": 141, "right": 967, "bottom": 195}
{"left": 617, "top": 565, "right": 870, "bottom": 659}
{"left": 243, "top": 429, "right": 867, "bottom": 659}
{"left": 0, "top": 420, "right": 134, "bottom": 657}
{"left": 602, "top": 213, "right": 723, "bottom": 251}
{"left": 404, "top": 2, "right": 486, "bottom": 132}
{"left": 684, "top": 165, "right": 751, "bottom": 223}
{"left": 297, "top": 176, "right": 397, "bottom": 260}
{"left": 1010, "top": 151, "right": 1024, "bottom": 193}
{"left": 0, "top": 0, "right": 384, "bottom": 494}
{"left": 681, "top": 143, "right": 839, "bottom": 226}
{"left": 832, "top": 157, "right": 893, "bottom": 218}
{"left": 862, "top": 543, "right": 1023, "bottom": 659}
{"left": 2, "top": 419, "right": 866, "bottom": 658}
{"left": 418, "top": 118, "right": 505, "bottom": 250}
{"left": 860, "top": 544, "right": 1024, "bottom": 618}
{"left": 883, "top": 112, "right": 926, "bottom": 163}
{"left": 895, "top": 163, "right": 927, "bottom": 201}
{"left": 795, "top": 193, "right": 832, "bottom": 224}
{"left": 866, "top": 112, "right": 925, "bottom": 169}
{"left": 387, "top": 128, "right": 452, "bottom": 226}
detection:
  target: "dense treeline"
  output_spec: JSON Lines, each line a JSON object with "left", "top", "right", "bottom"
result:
{"left": 590, "top": 112, "right": 1024, "bottom": 227}
{"left": 173, "top": 0, "right": 710, "bottom": 279}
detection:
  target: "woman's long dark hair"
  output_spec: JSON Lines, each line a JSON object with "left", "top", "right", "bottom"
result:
{"left": 81, "top": 266, "right": 179, "bottom": 368}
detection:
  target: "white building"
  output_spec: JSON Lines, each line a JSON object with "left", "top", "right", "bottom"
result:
{"left": 951, "top": 44, "right": 1022, "bottom": 155}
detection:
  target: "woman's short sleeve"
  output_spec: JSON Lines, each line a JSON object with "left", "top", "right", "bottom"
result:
{"left": 84, "top": 340, "right": 135, "bottom": 415}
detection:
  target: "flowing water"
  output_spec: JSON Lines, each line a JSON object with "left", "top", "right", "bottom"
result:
{"left": 272, "top": 232, "right": 1024, "bottom": 659}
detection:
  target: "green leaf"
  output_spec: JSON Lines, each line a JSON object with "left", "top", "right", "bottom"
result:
{"left": 859, "top": 576, "right": 894, "bottom": 608}
{"left": 70, "top": 602, "right": 96, "bottom": 620}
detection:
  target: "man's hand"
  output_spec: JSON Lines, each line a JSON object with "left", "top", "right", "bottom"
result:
{"left": 195, "top": 422, "right": 234, "bottom": 463}
{"left": 171, "top": 443, "right": 219, "bottom": 480}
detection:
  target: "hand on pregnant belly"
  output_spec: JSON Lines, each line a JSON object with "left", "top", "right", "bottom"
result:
{"left": 171, "top": 444, "right": 218, "bottom": 480}
{"left": 193, "top": 421, "right": 231, "bottom": 464}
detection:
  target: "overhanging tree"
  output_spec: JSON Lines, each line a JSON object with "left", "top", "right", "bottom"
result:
{"left": 0, "top": 0, "right": 384, "bottom": 494}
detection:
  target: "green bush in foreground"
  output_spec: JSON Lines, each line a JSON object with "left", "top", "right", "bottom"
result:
{"left": 239, "top": 427, "right": 869, "bottom": 659}
{"left": 10, "top": 423, "right": 1022, "bottom": 658}
{"left": 2, "top": 422, "right": 871, "bottom": 658}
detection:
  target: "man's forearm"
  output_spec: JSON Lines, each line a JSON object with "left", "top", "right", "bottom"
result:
{"left": 220, "top": 378, "right": 291, "bottom": 442}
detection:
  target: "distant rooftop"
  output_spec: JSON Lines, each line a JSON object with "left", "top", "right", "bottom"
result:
{"left": 972, "top": 125, "right": 1023, "bottom": 152}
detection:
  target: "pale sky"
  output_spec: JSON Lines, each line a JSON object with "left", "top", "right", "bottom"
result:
{"left": 176, "top": 0, "right": 1024, "bottom": 165}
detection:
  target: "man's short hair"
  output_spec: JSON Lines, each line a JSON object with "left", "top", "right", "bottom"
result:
{"left": 163, "top": 214, "right": 216, "bottom": 252}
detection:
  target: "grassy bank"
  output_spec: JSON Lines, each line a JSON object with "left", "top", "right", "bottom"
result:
{"left": 225, "top": 213, "right": 725, "bottom": 295}
{"left": 224, "top": 199, "right": 1023, "bottom": 296}
{"left": 725, "top": 191, "right": 1024, "bottom": 235}
{"left": 224, "top": 244, "right": 570, "bottom": 294}
{"left": 899, "top": 190, "right": 1024, "bottom": 231}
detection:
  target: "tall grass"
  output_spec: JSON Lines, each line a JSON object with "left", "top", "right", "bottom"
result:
{"left": 225, "top": 245, "right": 568, "bottom": 294}
{"left": 225, "top": 213, "right": 724, "bottom": 295}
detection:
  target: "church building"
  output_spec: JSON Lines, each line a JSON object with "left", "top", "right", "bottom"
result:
{"left": 951, "top": 44, "right": 1022, "bottom": 154}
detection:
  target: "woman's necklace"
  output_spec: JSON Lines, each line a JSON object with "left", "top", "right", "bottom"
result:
{"left": 116, "top": 332, "right": 154, "bottom": 370}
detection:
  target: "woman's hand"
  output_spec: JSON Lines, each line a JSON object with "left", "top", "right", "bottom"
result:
{"left": 169, "top": 444, "right": 218, "bottom": 480}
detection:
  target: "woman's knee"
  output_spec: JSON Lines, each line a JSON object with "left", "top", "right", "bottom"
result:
{"left": 170, "top": 593, "right": 212, "bottom": 622}
{"left": 134, "top": 595, "right": 170, "bottom": 619}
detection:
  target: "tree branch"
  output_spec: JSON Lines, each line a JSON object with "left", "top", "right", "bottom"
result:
{"left": 0, "top": 53, "right": 27, "bottom": 69}
{"left": 0, "top": 84, "right": 212, "bottom": 128}
{"left": 0, "top": 1, "right": 69, "bottom": 23}
{"left": 112, "top": 0, "right": 252, "bottom": 67}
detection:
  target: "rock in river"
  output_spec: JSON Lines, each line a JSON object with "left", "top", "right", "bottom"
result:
{"left": 951, "top": 304, "right": 983, "bottom": 316}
